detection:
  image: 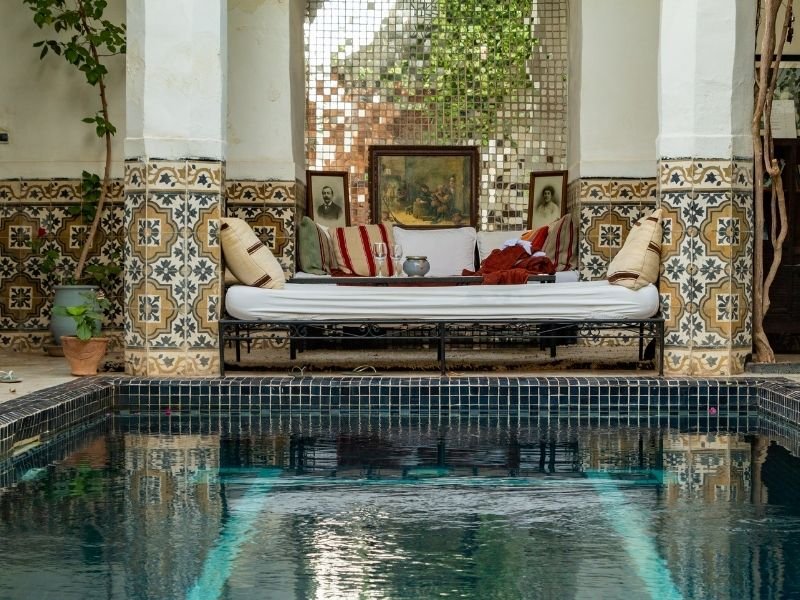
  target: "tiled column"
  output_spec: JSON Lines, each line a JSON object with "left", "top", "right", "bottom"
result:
{"left": 657, "top": 0, "right": 755, "bottom": 375}
{"left": 123, "top": 0, "right": 227, "bottom": 376}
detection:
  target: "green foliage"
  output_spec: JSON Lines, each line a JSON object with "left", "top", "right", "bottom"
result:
{"left": 420, "top": 0, "right": 536, "bottom": 143}
{"left": 24, "top": 0, "right": 126, "bottom": 139}
{"left": 52, "top": 290, "right": 110, "bottom": 340}
{"left": 23, "top": 0, "right": 125, "bottom": 283}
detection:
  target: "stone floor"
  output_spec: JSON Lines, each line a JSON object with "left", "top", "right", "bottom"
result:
{"left": 2, "top": 346, "right": 800, "bottom": 406}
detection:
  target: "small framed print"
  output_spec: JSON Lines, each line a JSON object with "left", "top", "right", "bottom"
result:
{"left": 527, "top": 170, "right": 567, "bottom": 230}
{"left": 306, "top": 170, "right": 350, "bottom": 228}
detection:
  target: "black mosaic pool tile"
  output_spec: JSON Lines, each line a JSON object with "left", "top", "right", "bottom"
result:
{"left": 6, "top": 375, "right": 800, "bottom": 461}
{"left": 0, "top": 376, "right": 119, "bottom": 460}
{"left": 109, "top": 376, "right": 762, "bottom": 421}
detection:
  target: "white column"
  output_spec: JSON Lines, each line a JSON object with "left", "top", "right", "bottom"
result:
{"left": 126, "top": 0, "right": 227, "bottom": 161}
{"left": 657, "top": 0, "right": 756, "bottom": 376}
{"left": 124, "top": 0, "right": 228, "bottom": 376}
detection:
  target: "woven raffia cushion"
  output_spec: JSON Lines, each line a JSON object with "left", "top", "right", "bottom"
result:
{"left": 331, "top": 222, "right": 395, "bottom": 276}
{"left": 220, "top": 217, "right": 286, "bottom": 288}
{"left": 541, "top": 213, "right": 576, "bottom": 272}
{"left": 298, "top": 217, "right": 338, "bottom": 275}
{"left": 607, "top": 208, "right": 663, "bottom": 290}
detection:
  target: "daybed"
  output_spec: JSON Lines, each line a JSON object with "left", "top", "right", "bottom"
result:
{"left": 220, "top": 279, "right": 664, "bottom": 374}
{"left": 219, "top": 210, "right": 666, "bottom": 375}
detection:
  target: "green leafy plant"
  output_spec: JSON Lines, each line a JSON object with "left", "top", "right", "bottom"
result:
{"left": 23, "top": 0, "right": 126, "bottom": 282}
{"left": 422, "top": 0, "right": 536, "bottom": 143}
{"left": 52, "top": 290, "right": 111, "bottom": 340}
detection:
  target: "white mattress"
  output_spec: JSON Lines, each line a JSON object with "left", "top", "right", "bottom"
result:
{"left": 225, "top": 280, "right": 659, "bottom": 321}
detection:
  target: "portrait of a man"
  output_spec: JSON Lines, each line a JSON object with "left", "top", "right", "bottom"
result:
{"left": 307, "top": 171, "right": 350, "bottom": 228}
{"left": 528, "top": 171, "right": 566, "bottom": 231}
{"left": 317, "top": 185, "right": 342, "bottom": 220}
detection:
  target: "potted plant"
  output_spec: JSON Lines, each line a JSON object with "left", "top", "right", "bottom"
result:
{"left": 22, "top": 0, "right": 125, "bottom": 344}
{"left": 53, "top": 290, "right": 111, "bottom": 376}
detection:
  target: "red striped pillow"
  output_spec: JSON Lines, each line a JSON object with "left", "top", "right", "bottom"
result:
{"left": 541, "top": 214, "right": 575, "bottom": 272}
{"left": 331, "top": 223, "right": 396, "bottom": 276}
{"left": 520, "top": 225, "right": 549, "bottom": 252}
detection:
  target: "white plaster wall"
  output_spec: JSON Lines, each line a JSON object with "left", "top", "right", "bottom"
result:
{"left": 227, "top": 0, "right": 305, "bottom": 181}
{"left": 572, "top": 0, "right": 659, "bottom": 179}
{"left": 0, "top": 1, "right": 126, "bottom": 179}
{"left": 126, "top": 0, "right": 227, "bottom": 160}
{"left": 658, "top": 0, "right": 755, "bottom": 159}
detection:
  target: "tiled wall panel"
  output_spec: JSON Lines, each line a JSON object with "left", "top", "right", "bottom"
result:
{"left": 658, "top": 159, "right": 754, "bottom": 376}
{"left": 0, "top": 178, "right": 125, "bottom": 350}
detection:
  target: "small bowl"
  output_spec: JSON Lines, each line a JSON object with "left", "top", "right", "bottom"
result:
{"left": 403, "top": 256, "right": 431, "bottom": 277}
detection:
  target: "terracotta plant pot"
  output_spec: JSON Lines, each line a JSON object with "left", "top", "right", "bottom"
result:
{"left": 60, "top": 336, "right": 109, "bottom": 376}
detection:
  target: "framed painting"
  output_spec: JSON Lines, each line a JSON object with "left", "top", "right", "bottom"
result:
{"left": 306, "top": 170, "right": 351, "bottom": 228}
{"left": 527, "top": 170, "right": 567, "bottom": 231}
{"left": 369, "top": 145, "right": 479, "bottom": 228}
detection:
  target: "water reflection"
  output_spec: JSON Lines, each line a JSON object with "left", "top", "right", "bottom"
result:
{"left": 0, "top": 418, "right": 798, "bottom": 599}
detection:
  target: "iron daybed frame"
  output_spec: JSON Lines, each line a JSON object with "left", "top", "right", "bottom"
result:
{"left": 218, "top": 314, "right": 665, "bottom": 376}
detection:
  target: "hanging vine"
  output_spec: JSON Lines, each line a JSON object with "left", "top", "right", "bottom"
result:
{"left": 753, "top": 0, "right": 793, "bottom": 363}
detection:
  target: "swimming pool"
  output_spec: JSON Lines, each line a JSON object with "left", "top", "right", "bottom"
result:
{"left": 1, "top": 414, "right": 799, "bottom": 599}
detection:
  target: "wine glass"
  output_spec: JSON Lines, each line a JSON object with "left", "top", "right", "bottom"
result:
{"left": 372, "top": 241, "right": 387, "bottom": 276}
{"left": 390, "top": 243, "right": 404, "bottom": 277}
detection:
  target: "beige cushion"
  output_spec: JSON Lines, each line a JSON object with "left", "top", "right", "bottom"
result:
{"left": 223, "top": 269, "right": 240, "bottom": 286}
{"left": 331, "top": 222, "right": 395, "bottom": 276}
{"left": 220, "top": 217, "right": 286, "bottom": 289}
{"left": 607, "top": 208, "right": 663, "bottom": 290}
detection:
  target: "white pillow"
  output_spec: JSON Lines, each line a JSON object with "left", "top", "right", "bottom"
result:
{"left": 476, "top": 230, "right": 526, "bottom": 263}
{"left": 392, "top": 226, "right": 477, "bottom": 276}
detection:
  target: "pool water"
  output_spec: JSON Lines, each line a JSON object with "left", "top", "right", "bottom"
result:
{"left": 1, "top": 416, "right": 799, "bottom": 599}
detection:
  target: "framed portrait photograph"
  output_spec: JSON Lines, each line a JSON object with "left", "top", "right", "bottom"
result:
{"left": 527, "top": 170, "right": 567, "bottom": 231}
{"left": 306, "top": 170, "right": 350, "bottom": 228}
{"left": 369, "top": 145, "right": 479, "bottom": 228}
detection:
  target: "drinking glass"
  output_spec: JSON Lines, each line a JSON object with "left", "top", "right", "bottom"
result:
{"left": 390, "top": 243, "right": 404, "bottom": 277}
{"left": 372, "top": 241, "right": 387, "bottom": 276}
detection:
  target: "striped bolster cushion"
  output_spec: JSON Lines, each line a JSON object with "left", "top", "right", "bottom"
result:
{"left": 520, "top": 224, "right": 549, "bottom": 252}
{"left": 331, "top": 222, "right": 395, "bottom": 276}
{"left": 607, "top": 208, "right": 663, "bottom": 290}
{"left": 220, "top": 217, "right": 286, "bottom": 289}
{"left": 541, "top": 213, "right": 576, "bottom": 272}
{"left": 298, "top": 216, "right": 338, "bottom": 275}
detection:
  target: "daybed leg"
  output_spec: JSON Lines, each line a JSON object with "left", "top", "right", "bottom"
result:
{"left": 439, "top": 322, "right": 447, "bottom": 375}
{"left": 657, "top": 321, "right": 665, "bottom": 376}
{"left": 219, "top": 326, "right": 226, "bottom": 377}
{"left": 289, "top": 329, "right": 297, "bottom": 360}
{"left": 638, "top": 323, "right": 644, "bottom": 361}
{"left": 234, "top": 323, "right": 242, "bottom": 362}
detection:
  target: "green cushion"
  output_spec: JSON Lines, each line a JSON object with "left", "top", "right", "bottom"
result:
{"left": 298, "top": 216, "right": 337, "bottom": 275}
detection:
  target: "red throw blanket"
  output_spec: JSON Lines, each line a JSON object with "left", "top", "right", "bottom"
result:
{"left": 463, "top": 245, "right": 555, "bottom": 285}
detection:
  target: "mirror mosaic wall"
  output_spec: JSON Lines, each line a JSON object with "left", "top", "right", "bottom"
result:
{"left": 305, "top": 0, "right": 567, "bottom": 229}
